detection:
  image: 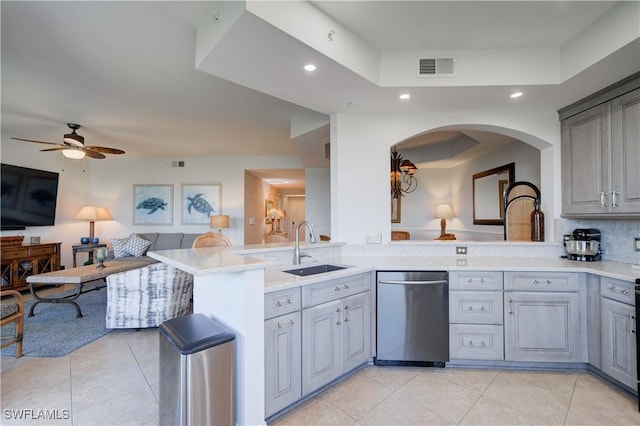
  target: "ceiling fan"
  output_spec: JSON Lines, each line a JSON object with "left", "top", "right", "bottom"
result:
{"left": 12, "top": 123, "right": 125, "bottom": 159}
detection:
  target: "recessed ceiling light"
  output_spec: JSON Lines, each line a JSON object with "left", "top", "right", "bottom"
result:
{"left": 304, "top": 64, "right": 316, "bottom": 72}
{"left": 399, "top": 93, "right": 411, "bottom": 100}
{"left": 510, "top": 92, "right": 523, "bottom": 98}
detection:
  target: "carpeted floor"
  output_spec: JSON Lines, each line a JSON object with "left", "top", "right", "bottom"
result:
{"left": 1, "top": 286, "right": 111, "bottom": 357}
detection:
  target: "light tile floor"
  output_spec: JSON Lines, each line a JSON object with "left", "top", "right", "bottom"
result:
{"left": 2, "top": 329, "right": 639, "bottom": 425}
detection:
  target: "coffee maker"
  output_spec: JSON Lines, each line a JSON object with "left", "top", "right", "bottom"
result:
{"left": 563, "top": 228, "right": 602, "bottom": 261}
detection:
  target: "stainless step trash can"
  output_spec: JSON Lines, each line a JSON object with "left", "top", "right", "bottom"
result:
{"left": 159, "top": 313, "right": 235, "bottom": 426}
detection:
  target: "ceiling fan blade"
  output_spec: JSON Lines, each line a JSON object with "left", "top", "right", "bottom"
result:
{"left": 12, "top": 137, "right": 61, "bottom": 146}
{"left": 40, "top": 147, "right": 67, "bottom": 152}
{"left": 85, "top": 146, "right": 125, "bottom": 155}
{"left": 84, "top": 149, "right": 106, "bottom": 159}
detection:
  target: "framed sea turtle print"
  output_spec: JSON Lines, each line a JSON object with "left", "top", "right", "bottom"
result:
{"left": 133, "top": 184, "right": 173, "bottom": 225}
{"left": 181, "top": 183, "right": 221, "bottom": 225}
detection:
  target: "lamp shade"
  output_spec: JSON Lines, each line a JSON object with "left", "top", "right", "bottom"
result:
{"left": 62, "top": 149, "right": 86, "bottom": 159}
{"left": 74, "top": 206, "right": 113, "bottom": 221}
{"left": 210, "top": 215, "right": 230, "bottom": 229}
{"left": 435, "top": 204, "right": 454, "bottom": 219}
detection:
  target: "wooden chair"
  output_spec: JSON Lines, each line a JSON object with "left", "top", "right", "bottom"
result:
{"left": 391, "top": 231, "right": 410, "bottom": 240}
{"left": 503, "top": 182, "right": 541, "bottom": 241}
{"left": 263, "top": 233, "right": 288, "bottom": 243}
{"left": 192, "top": 232, "right": 231, "bottom": 248}
{"left": 1, "top": 290, "right": 24, "bottom": 357}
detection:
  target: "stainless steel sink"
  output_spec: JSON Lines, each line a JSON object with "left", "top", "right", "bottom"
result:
{"left": 283, "top": 264, "right": 347, "bottom": 276}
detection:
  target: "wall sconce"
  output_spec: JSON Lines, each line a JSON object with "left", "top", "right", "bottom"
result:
{"left": 391, "top": 148, "right": 418, "bottom": 198}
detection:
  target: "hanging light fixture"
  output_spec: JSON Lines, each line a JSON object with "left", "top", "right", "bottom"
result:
{"left": 391, "top": 148, "right": 418, "bottom": 198}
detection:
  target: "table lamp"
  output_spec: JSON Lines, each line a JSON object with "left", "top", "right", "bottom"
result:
{"left": 435, "top": 203, "right": 456, "bottom": 240}
{"left": 210, "top": 215, "right": 230, "bottom": 236}
{"left": 74, "top": 206, "right": 113, "bottom": 241}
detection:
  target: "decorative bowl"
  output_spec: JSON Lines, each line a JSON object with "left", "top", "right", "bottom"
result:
{"left": 91, "top": 237, "right": 100, "bottom": 244}
{"left": 80, "top": 237, "right": 90, "bottom": 245}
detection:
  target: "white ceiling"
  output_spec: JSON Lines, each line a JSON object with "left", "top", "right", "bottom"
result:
{"left": 2, "top": 1, "right": 638, "bottom": 176}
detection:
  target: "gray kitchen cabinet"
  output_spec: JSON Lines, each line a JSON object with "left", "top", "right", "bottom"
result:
{"left": 586, "top": 274, "right": 602, "bottom": 369}
{"left": 610, "top": 88, "right": 640, "bottom": 213}
{"left": 559, "top": 74, "right": 640, "bottom": 217}
{"left": 504, "top": 272, "right": 582, "bottom": 362}
{"left": 302, "top": 272, "right": 372, "bottom": 396}
{"left": 302, "top": 299, "right": 342, "bottom": 394}
{"left": 264, "top": 311, "right": 302, "bottom": 417}
{"left": 600, "top": 277, "right": 637, "bottom": 390}
{"left": 449, "top": 271, "right": 504, "bottom": 360}
{"left": 264, "top": 287, "right": 302, "bottom": 418}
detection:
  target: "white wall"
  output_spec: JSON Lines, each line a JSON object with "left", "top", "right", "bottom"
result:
{"left": 305, "top": 168, "right": 331, "bottom": 238}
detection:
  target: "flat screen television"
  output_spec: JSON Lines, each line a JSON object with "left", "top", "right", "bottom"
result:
{"left": 1, "top": 163, "right": 60, "bottom": 230}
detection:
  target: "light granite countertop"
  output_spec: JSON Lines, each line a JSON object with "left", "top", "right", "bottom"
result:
{"left": 263, "top": 255, "right": 640, "bottom": 293}
{"left": 148, "top": 242, "right": 640, "bottom": 293}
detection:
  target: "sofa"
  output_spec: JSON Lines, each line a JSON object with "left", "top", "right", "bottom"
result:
{"left": 105, "top": 232, "right": 200, "bottom": 329}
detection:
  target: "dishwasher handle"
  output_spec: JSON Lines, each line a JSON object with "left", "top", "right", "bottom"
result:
{"left": 378, "top": 279, "right": 448, "bottom": 286}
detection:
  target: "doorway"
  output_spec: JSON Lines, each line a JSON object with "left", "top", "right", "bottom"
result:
{"left": 286, "top": 196, "right": 306, "bottom": 241}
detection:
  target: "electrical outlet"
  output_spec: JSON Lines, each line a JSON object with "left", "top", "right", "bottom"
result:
{"left": 366, "top": 233, "right": 382, "bottom": 244}
{"left": 456, "top": 246, "right": 468, "bottom": 255}
{"left": 634, "top": 237, "right": 640, "bottom": 252}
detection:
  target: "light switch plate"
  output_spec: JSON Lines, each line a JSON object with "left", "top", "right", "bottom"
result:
{"left": 456, "top": 246, "right": 468, "bottom": 255}
{"left": 634, "top": 237, "right": 640, "bottom": 252}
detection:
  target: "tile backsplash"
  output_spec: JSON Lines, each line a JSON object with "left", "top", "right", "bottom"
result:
{"left": 555, "top": 218, "right": 640, "bottom": 264}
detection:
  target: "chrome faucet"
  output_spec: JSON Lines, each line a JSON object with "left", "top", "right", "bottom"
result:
{"left": 294, "top": 220, "right": 317, "bottom": 265}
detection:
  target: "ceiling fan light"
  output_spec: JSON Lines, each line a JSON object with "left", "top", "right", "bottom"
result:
{"left": 62, "top": 149, "right": 86, "bottom": 159}
{"left": 63, "top": 132, "right": 84, "bottom": 147}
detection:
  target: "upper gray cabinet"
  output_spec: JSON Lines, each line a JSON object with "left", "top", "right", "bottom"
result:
{"left": 559, "top": 73, "right": 640, "bottom": 217}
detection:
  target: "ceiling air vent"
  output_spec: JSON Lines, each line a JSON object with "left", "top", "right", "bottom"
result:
{"left": 417, "top": 57, "right": 455, "bottom": 77}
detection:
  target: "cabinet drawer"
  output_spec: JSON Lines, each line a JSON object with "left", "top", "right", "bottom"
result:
{"left": 449, "top": 291, "right": 503, "bottom": 324}
{"left": 449, "top": 271, "right": 503, "bottom": 290}
{"left": 1, "top": 247, "right": 29, "bottom": 259}
{"left": 504, "top": 272, "right": 578, "bottom": 291}
{"left": 302, "top": 273, "right": 371, "bottom": 308}
{"left": 265, "top": 287, "right": 301, "bottom": 319}
{"left": 600, "top": 277, "right": 635, "bottom": 305}
{"left": 30, "top": 245, "right": 56, "bottom": 256}
{"left": 450, "top": 324, "right": 504, "bottom": 360}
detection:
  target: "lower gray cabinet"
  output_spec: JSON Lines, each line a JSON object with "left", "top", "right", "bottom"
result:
{"left": 600, "top": 277, "right": 637, "bottom": 390}
{"left": 302, "top": 292, "right": 371, "bottom": 395}
{"left": 264, "top": 311, "right": 301, "bottom": 417}
{"left": 504, "top": 291, "right": 580, "bottom": 362}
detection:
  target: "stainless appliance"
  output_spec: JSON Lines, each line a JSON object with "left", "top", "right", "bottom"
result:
{"left": 635, "top": 278, "right": 639, "bottom": 411}
{"left": 375, "top": 271, "right": 449, "bottom": 367}
{"left": 563, "top": 228, "right": 602, "bottom": 261}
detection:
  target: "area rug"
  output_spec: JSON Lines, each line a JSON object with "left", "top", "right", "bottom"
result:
{"left": 1, "top": 287, "right": 111, "bottom": 357}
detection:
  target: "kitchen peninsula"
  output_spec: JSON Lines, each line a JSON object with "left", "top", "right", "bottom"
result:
{"left": 149, "top": 241, "right": 639, "bottom": 425}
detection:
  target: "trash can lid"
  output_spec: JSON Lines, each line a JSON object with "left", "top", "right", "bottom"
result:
{"left": 160, "top": 313, "right": 235, "bottom": 355}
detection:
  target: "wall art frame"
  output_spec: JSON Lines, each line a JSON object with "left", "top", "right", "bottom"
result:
{"left": 181, "top": 183, "right": 221, "bottom": 225}
{"left": 133, "top": 184, "right": 173, "bottom": 225}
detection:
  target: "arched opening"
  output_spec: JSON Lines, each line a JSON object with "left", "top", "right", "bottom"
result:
{"left": 389, "top": 125, "right": 551, "bottom": 241}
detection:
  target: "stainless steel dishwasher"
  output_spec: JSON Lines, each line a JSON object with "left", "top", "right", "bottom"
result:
{"left": 375, "top": 271, "right": 449, "bottom": 367}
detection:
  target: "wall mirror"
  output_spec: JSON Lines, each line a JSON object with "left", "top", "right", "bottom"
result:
{"left": 473, "top": 162, "right": 515, "bottom": 225}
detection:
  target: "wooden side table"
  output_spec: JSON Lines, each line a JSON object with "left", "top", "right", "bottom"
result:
{"left": 72, "top": 243, "right": 107, "bottom": 268}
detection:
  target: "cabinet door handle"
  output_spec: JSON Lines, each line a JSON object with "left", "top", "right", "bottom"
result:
{"left": 480, "top": 278, "right": 485, "bottom": 283}
{"left": 334, "top": 287, "right": 341, "bottom": 292}
{"left": 336, "top": 320, "right": 341, "bottom": 326}
{"left": 608, "top": 285, "right": 630, "bottom": 295}
{"left": 275, "top": 300, "right": 282, "bottom": 307}
{"left": 336, "top": 307, "right": 341, "bottom": 313}
{"left": 508, "top": 298, "right": 514, "bottom": 314}
{"left": 286, "top": 297, "right": 292, "bottom": 304}
{"left": 275, "top": 319, "right": 295, "bottom": 328}
{"left": 343, "top": 284, "right": 350, "bottom": 290}
{"left": 600, "top": 192, "right": 608, "bottom": 208}
{"left": 532, "top": 279, "right": 539, "bottom": 284}
{"left": 611, "top": 191, "right": 619, "bottom": 207}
